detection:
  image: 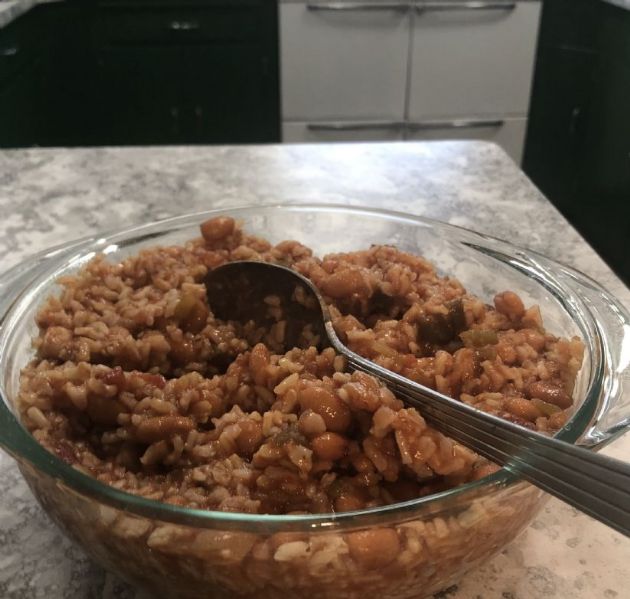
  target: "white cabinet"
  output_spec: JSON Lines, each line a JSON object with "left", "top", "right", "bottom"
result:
{"left": 280, "top": 1, "right": 542, "bottom": 164}
{"left": 280, "top": 3, "right": 409, "bottom": 120}
{"left": 408, "top": 1, "right": 541, "bottom": 119}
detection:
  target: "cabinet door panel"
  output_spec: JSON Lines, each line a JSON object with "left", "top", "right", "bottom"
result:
{"left": 409, "top": 2, "right": 541, "bottom": 119}
{"left": 94, "top": 46, "right": 182, "bottom": 145}
{"left": 523, "top": 46, "right": 596, "bottom": 208}
{"left": 283, "top": 120, "right": 403, "bottom": 143}
{"left": 281, "top": 3, "right": 409, "bottom": 120}
{"left": 182, "top": 44, "right": 278, "bottom": 143}
{"left": 0, "top": 59, "right": 46, "bottom": 148}
{"left": 407, "top": 117, "right": 527, "bottom": 164}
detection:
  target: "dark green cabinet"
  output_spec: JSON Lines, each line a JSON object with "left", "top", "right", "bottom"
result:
{"left": 0, "top": 57, "right": 46, "bottom": 147}
{"left": 0, "top": 7, "right": 51, "bottom": 147}
{"left": 91, "top": 0, "right": 280, "bottom": 145}
{"left": 524, "top": 0, "right": 630, "bottom": 284}
{"left": 180, "top": 45, "right": 278, "bottom": 144}
{"left": 94, "top": 46, "right": 184, "bottom": 145}
{"left": 0, "top": 0, "right": 280, "bottom": 148}
{"left": 523, "top": 45, "right": 597, "bottom": 207}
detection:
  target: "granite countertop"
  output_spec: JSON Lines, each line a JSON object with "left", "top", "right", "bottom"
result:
{"left": 0, "top": 141, "right": 629, "bottom": 599}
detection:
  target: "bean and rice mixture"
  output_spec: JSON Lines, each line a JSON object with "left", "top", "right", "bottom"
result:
{"left": 18, "top": 216, "right": 584, "bottom": 516}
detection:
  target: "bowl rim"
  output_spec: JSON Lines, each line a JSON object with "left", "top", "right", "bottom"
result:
{"left": 0, "top": 203, "right": 604, "bottom": 532}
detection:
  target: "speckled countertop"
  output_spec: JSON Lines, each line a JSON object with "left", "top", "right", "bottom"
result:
{"left": 0, "top": 142, "right": 629, "bottom": 599}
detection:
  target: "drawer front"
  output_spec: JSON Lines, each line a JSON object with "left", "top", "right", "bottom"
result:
{"left": 283, "top": 120, "right": 403, "bottom": 142}
{"left": 281, "top": 3, "right": 409, "bottom": 120}
{"left": 96, "top": 4, "right": 262, "bottom": 45}
{"left": 409, "top": 1, "right": 541, "bottom": 119}
{"left": 406, "top": 116, "right": 527, "bottom": 163}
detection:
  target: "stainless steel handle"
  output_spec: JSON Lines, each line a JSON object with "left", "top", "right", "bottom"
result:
{"left": 307, "top": 121, "right": 406, "bottom": 132}
{"left": 0, "top": 46, "right": 19, "bottom": 57}
{"left": 329, "top": 328, "right": 630, "bottom": 537}
{"left": 307, "top": 2, "right": 410, "bottom": 12}
{"left": 416, "top": 1, "right": 516, "bottom": 12}
{"left": 169, "top": 20, "right": 200, "bottom": 31}
{"left": 406, "top": 118, "right": 504, "bottom": 131}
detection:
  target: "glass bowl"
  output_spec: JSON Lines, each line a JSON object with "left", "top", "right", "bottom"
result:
{"left": 0, "top": 205, "right": 628, "bottom": 599}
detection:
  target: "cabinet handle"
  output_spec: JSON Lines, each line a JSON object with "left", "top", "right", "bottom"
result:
{"left": 0, "top": 46, "right": 19, "bottom": 57}
{"left": 416, "top": 1, "right": 516, "bottom": 12}
{"left": 169, "top": 20, "right": 200, "bottom": 31}
{"left": 405, "top": 118, "right": 505, "bottom": 131}
{"left": 307, "top": 2, "right": 410, "bottom": 12}
{"left": 307, "top": 121, "right": 406, "bottom": 131}
{"left": 307, "top": 119, "right": 503, "bottom": 133}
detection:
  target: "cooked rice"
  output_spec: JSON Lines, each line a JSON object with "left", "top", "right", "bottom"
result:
{"left": 18, "top": 215, "right": 584, "bottom": 517}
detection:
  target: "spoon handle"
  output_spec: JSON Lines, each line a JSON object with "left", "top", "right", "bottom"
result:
{"left": 338, "top": 342, "right": 630, "bottom": 537}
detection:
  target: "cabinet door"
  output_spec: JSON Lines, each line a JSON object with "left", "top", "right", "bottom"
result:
{"left": 523, "top": 45, "right": 596, "bottom": 209}
{"left": 0, "top": 7, "right": 49, "bottom": 147}
{"left": 281, "top": 2, "right": 409, "bottom": 120}
{"left": 40, "top": 1, "right": 100, "bottom": 146}
{"left": 0, "top": 61, "right": 44, "bottom": 147}
{"left": 182, "top": 44, "right": 279, "bottom": 144}
{"left": 93, "top": 46, "right": 183, "bottom": 145}
{"left": 406, "top": 117, "right": 527, "bottom": 164}
{"left": 283, "top": 120, "right": 403, "bottom": 143}
{"left": 409, "top": 1, "right": 541, "bottom": 119}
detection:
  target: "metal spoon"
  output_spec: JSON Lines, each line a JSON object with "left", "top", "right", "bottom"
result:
{"left": 205, "top": 260, "right": 630, "bottom": 536}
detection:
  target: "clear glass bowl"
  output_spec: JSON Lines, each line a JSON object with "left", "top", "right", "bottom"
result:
{"left": 0, "top": 205, "right": 628, "bottom": 599}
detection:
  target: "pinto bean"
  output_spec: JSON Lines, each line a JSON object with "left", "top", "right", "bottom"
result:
{"left": 494, "top": 291, "right": 525, "bottom": 320}
{"left": 319, "top": 268, "right": 369, "bottom": 299}
{"left": 200, "top": 216, "right": 235, "bottom": 242}
{"left": 299, "top": 386, "right": 352, "bottom": 433}
{"left": 297, "top": 410, "right": 327, "bottom": 437}
{"left": 334, "top": 493, "right": 365, "bottom": 512}
{"left": 346, "top": 529, "right": 400, "bottom": 569}
{"left": 311, "top": 432, "right": 348, "bottom": 461}
{"left": 526, "top": 381, "right": 572, "bottom": 409}
{"left": 505, "top": 397, "right": 542, "bottom": 422}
